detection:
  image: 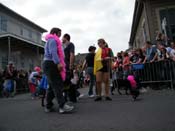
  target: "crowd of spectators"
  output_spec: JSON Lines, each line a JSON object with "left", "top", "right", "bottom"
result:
{"left": 0, "top": 62, "right": 29, "bottom": 97}
{"left": 112, "top": 32, "right": 175, "bottom": 79}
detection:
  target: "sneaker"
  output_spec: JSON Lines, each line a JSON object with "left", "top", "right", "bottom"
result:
{"left": 59, "top": 104, "right": 74, "bottom": 114}
{"left": 105, "top": 97, "right": 112, "bottom": 101}
{"left": 140, "top": 88, "right": 147, "bottom": 93}
{"left": 94, "top": 97, "right": 102, "bottom": 101}
{"left": 44, "top": 107, "right": 54, "bottom": 113}
{"left": 78, "top": 94, "right": 84, "bottom": 98}
{"left": 89, "top": 94, "right": 95, "bottom": 98}
{"left": 132, "top": 96, "right": 137, "bottom": 101}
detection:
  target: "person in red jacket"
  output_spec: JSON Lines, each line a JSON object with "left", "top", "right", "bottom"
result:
{"left": 123, "top": 52, "right": 130, "bottom": 80}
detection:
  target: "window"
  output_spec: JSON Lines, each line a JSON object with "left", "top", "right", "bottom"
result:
{"left": 29, "top": 59, "right": 34, "bottom": 70}
{"left": 28, "top": 30, "right": 32, "bottom": 38}
{"left": 0, "top": 16, "right": 7, "bottom": 32}
{"left": 0, "top": 16, "right": 1, "bottom": 32}
{"left": 20, "top": 28, "right": 23, "bottom": 36}
{"left": 171, "top": 25, "right": 175, "bottom": 40}
{"left": 159, "top": 8, "right": 175, "bottom": 41}
{"left": 20, "top": 56, "right": 25, "bottom": 68}
{"left": 1, "top": 56, "right": 8, "bottom": 69}
{"left": 142, "top": 19, "right": 147, "bottom": 43}
{"left": 36, "top": 32, "right": 41, "bottom": 43}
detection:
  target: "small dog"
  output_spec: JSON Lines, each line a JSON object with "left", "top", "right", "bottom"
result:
{"left": 39, "top": 89, "right": 46, "bottom": 107}
{"left": 38, "top": 75, "right": 48, "bottom": 107}
{"left": 111, "top": 76, "right": 140, "bottom": 100}
{"left": 64, "top": 69, "right": 80, "bottom": 103}
{"left": 127, "top": 75, "right": 140, "bottom": 100}
{"left": 111, "top": 79, "right": 130, "bottom": 95}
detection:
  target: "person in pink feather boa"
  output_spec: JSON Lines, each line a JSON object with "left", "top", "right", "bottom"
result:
{"left": 45, "top": 33, "right": 66, "bottom": 81}
{"left": 43, "top": 28, "right": 74, "bottom": 114}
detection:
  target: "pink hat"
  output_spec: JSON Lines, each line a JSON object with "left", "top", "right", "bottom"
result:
{"left": 34, "top": 66, "right": 41, "bottom": 73}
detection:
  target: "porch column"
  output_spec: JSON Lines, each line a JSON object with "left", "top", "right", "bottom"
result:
{"left": 36, "top": 46, "right": 40, "bottom": 66}
{"left": 8, "top": 36, "right": 11, "bottom": 63}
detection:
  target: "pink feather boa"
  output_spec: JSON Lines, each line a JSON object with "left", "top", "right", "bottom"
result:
{"left": 45, "top": 34, "right": 66, "bottom": 81}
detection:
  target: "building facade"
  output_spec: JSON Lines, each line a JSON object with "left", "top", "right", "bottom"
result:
{"left": 129, "top": 0, "right": 175, "bottom": 49}
{"left": 0, "top": 3, "right": 47, "bottom": 70}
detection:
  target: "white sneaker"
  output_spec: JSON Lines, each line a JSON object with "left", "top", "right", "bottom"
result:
{"left": 140, "top": 88, "right": 147, "bottom": 93}
{"left": 89, "top": 95, "right": 95, "bottom": 98}
{"left": 59, "top": 104, "right": 74, "bottom": 114}
{"left": 78, "top": 94, "right": 84, "bottom": 98}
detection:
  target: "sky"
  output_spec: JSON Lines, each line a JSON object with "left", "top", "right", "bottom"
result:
{"left": 1, "top": 0, "right": 135, "bottom": 55}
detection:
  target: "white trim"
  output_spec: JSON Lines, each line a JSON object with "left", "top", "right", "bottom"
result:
{"left": 141, "top": 18, "right": 145, "bottom": 27}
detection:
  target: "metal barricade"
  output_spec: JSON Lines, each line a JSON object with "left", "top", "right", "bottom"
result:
{"left": 16, "top": 78, "right": 29, "bottom": 94}
{"left": 131, "top": 60, "right": 175, "bottom": 89}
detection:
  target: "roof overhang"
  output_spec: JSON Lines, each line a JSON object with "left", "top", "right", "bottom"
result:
{"left": 0, "top": 3, "right": 47, "bottom": 33}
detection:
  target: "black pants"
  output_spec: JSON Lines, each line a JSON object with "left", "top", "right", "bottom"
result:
{"left": 43, "top": 61, "right": 65, "bottom": 108}
{"left": 64, "top": 70, "right": 79, "bottom": 103}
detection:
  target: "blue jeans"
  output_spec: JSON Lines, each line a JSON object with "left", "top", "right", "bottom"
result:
{"left": 87, "top": 67, "right": 95, "bottom": 96}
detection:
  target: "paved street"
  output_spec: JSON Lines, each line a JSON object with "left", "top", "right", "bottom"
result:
{"left": 0, "top": 88, "right": 175, "bottom": 131}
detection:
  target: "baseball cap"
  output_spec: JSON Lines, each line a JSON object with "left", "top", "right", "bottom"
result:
{"left": 88, "top": 46, "right": 96, "bottom": 52}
